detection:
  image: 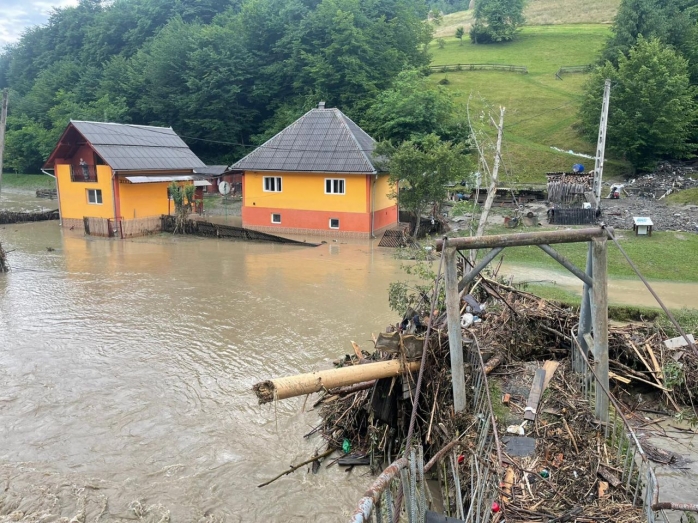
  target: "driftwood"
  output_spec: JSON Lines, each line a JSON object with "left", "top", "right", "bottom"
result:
{"left": 252, "top": 359, "right": 421, "bottom": 404}
{"left": 0, "top": 209, "right": 59, "bottom": 224}
{"left": 484, "top": 353, "right": 504, "bottom": 375}
{"left": 257, "top": 447, "right": 334, "bottom": 488}
{"left": 0, "top": 241, "right": 8, "bottom": 272}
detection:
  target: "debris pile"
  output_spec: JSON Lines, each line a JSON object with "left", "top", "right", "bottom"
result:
{"left": 602, "top": 197, "right": 698, "bottom": 232}
{"left": 253, "top": 276, "right": 696, "bottom": 521}
{"left": 491, "top": 361, "right": 644, "bottom": 523}
{"left": 626, "top": 162, "right": 698, "bottom": 200}
{"left": 0, "top": 208, "right": 59, "bottom": 224}
{"left": 609, "top": 324, "right": 698, "bottom": 406}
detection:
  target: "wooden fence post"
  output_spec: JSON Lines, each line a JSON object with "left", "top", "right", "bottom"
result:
{"left": 592, "top": 237, "right": 609, "bottom": 422}
{"left": 445, "top": 246, "right": 467, "bottom": 412}
{"left": 577, "top": 242, "right": 593, "bottom": 373}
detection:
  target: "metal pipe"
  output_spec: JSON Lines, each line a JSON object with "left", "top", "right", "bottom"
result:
{"left": 435, "top": 227, "right": 610, "bottom": 251}
{"left": 537, "top": 244, "right": 593, "bottom": 287}
{"left": 351, "top": 457, "right": 408, "bottom": 523}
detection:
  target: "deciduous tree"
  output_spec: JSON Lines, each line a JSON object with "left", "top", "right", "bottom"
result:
{"left": 376, "top": 134, "right": 470, "bottom": 237}
{"left": 362, "top": 69, "right": 468, "bottom": 144}
{"left": 580, "top": 37, "right": 697, "bottom": 169}
{"left": 469, "top": 0, "right": 525, "bottom": 43}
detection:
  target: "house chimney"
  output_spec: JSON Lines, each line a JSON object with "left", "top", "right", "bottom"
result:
{"left": 318, "top": 101, "right": 326, "bottom": 109}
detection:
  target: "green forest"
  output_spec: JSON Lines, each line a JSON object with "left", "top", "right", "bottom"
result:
{"left": 2, "top": 0, "right": 698, "bottom": 176}
{"left": 0, "top": 0, "right": 433, "bottom": 173}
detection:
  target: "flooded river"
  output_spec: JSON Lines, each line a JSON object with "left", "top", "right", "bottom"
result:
{"left": 1, "top": 189, "right": 697, "bottom": 522}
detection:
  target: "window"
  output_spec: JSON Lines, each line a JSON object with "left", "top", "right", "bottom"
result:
{"left": 87, "top": 189, "right": 103, "bottom": 205}
{"left": 271, "top": 213, "right": 281, "bottom": 224}
{"left": 263, "top": 176, "right": 282, "bottom": 192}
{"left": 329, "top": 218, "right": 340, "bottom": 229}
{"left": 325, "top": 178, "right": 345, "bottom": 194}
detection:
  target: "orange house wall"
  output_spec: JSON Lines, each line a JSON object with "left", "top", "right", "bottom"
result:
{"left": 242, "top": 171, "right": 397, "bottom": 234}
{"left": 55, "top": 163, "right": 115, "bottom": 220}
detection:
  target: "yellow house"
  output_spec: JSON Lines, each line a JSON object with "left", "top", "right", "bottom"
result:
{"left": 232, "top": 103, "right": 397, "bottom": 237}
{"left": 43, "top": 121, "right": 206, "bottom": 237}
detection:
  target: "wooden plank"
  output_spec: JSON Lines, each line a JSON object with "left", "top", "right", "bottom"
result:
{"left": 598, "top": 465, "right": 622, "bottom": 487}
{"left": 664, "top": 334, "right": 695, "bottom": 349}
{"left": 646, "top": 343, "right": 663, "bottom": 379}
{"left": 524, "top": 369, "right": 546, "bottom": 421}
{"left": 625, "top": 335, "right": 654, "bottom": 376}
{"left": 541, "top": 361, "right": 560, "bottom": 391}
{"left": 609, "top": 371, "right": 631, "bottom": 384}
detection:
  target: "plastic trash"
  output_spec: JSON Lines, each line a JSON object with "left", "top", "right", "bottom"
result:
{"left": 540, "top": 469, "right": 550, "bottom": 479}
{"left": 506, "top": 422, "right": 526, "bottom": 435}
{"left": 461, "top": 313, "right": 474, "bottom": 328}
{"left": 491, "top": 501, "right": 501, "bottom": 513}
{"left": 342, "top": 439, "right": 351, "bottom": 454}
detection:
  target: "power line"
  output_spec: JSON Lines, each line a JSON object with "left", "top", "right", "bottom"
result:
{"left": 504, "top": 101, "right": 576, "bottom": 129}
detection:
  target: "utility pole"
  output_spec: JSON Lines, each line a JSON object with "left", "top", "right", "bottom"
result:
{"left": 0, "top": 88, "right": 8, "bottom": 193}
{"left": 592, "top": 79, "right": 611, "bottom": 206}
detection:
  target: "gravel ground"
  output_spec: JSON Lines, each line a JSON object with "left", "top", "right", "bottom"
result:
{"left": 601, "top": 197, "right": 698, "bottom": 233}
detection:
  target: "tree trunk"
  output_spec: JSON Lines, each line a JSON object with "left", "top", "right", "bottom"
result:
{"left": 252, "top": 359, "right": 421, "bottom": 404}
{"left": 470, "top": 107, "right": 505, "bottom": 264}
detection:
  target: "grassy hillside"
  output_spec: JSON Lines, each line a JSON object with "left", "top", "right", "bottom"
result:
{"left": 666, "top": 187, "right": 698, "bottom": 206}
{"left": 1, "top": 173, "right": 56, "bottom": 190}
{"left": 429, "top": 24, "right": 631, "bottom": 184}
{"left": 434, "top": 0, "right": 620, "bottom": 38}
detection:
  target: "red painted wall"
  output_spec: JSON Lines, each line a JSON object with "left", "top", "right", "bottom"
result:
{"left": 373, "top": 204, "right": 398, "bottom": 231}
{"left": 243, "top": 206, "right": 372, "bottom": 233}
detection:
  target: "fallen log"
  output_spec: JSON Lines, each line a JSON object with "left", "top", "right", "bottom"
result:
{"left": 484, "top": 352, "right": 504, "bottom": 375}
{"left": 253, "top": 359, "right": 420, "bottom": 404}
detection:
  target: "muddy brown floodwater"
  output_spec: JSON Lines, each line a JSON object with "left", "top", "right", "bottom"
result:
{"left": 0, "top": 213, "right": 401, "bottom": 521}
{"left": 1, "top": 190, "right": 697, "bottom": 522}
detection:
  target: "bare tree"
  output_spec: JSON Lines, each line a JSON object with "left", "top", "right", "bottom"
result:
{"left": 467, "top": 96, "right": 505, "bottom": 263}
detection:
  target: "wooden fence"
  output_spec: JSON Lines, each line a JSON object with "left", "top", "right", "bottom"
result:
{"left": 555, "top": 65, "right": 593, "bottom": 79}
{"left": 161, "top": 215, "right": 318, "bottom": 246}
{"left": 83, "top": 216, "right": 162, "bottom": 238}
{"left": 428, "top": 63, "right": 528, "bottom": 74}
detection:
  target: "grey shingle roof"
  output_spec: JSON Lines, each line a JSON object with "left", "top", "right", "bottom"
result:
{"left": 231, "top": 108, "right": 378, "bottom": 174}
{"left": 71, "top": 121, "right": 205, "bottom": 171}
{"left": 194, "top": 165, "right": 229, "bottom": 175}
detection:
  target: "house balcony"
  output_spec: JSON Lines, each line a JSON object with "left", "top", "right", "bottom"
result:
{"left": 71, "top": 164, "right": 98, "bottom": 183}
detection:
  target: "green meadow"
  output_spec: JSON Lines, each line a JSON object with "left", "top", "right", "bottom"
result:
{"left": 429, "top": 25, "right": 632, "bottom": 183}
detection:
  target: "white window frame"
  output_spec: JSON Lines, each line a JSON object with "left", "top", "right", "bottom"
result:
{"left": 87, "top": 189, "right": 103, "bottom": 205}
{"left": 263, "top": 176, "right": 282, "bottom": 192}
{"left": 329, "top": 218, "right": 340, "bottom": 229}
{"left": 271, "top": 213, "right": 281, "bottom": 224}
{"left": 325, "top": 178, "right": 346, "bottom": 195}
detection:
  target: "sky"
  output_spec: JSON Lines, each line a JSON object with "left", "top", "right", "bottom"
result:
{"left": 0, "top": 0, "right": 78, "bottom": 49}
